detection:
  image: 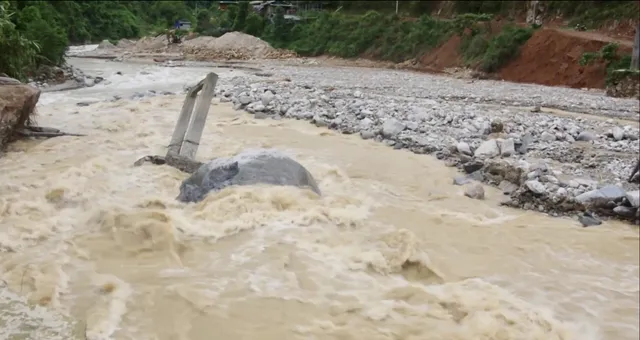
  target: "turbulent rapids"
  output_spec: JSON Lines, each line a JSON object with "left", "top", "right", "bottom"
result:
{"left": 0, "top": 56, "right": 638, "bottom": 340}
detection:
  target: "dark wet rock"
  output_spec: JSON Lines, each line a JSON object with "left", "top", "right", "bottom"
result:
{"left": 360, "top": 130, "right": 375, "bottom": 140}
{"left": 490, "top": 119, "right": 503, "bottom": 133}
{"left": 458, "top": 154, "right": 473, "bottom": 164}
{"left": 578, "top": 212, "right": 602, "bottom": 227}
{"left": 453, "top": 176, "right": 472, "bottom": 186}
{"left": 467, "top": 170, "right": 485, "bottom": 182}
{"left": 254, "top": 112, "right": 268, "bottom": 119}
{"left": 613, "top": 206, "right": 636, "bottom": 218}
{"left": 483, "top": 160, "right": 525, "bottom": 186}
{"left": 177, "top": 149, "right": 321, "bottom": 203}
{"left": 463, "top": 160, "right": 484, "bottom": 174}
{"left": 575, "top": 185, "right": 627, "bottom": 207}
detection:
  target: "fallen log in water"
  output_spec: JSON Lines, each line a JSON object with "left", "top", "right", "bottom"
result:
{"left": 133, "top": 154, "right": 203, "bottom": 173}
{"left": 15, "top": 126, "right": 86, "bottom": 138}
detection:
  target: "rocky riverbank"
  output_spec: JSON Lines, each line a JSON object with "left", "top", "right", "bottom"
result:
{"left": 211, "top": 63, "right": 640, "bottom": 224}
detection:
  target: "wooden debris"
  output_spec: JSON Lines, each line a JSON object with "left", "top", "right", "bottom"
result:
{"left": 15, "top": 126, "right": 85, "bottom": 138}
{"left": 133, "top": 154, "right": 203, "bottom": 174}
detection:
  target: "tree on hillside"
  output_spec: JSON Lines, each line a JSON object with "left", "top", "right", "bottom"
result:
{"left": 232, "top": 1, "right": 249, "bottom": 32}
{"left": 196, "top": 8, "right": 213, "bottom": 33}
{"left": 243, "top": 12, "right": 265, "bottom": 37}
{"left": 0, "top": 1, "right": 39, "bottom": 80}
{"left": 147, "top": 1, "right": 192, "bottom": 28}
{"left": 15, "top": 5, "right": 68, "bottom": 66}
{"left": 47, "top": 1, "right": 90, "bottom": 43}
{"left": 77, "top": 2, "right": 141, "bottom": 41}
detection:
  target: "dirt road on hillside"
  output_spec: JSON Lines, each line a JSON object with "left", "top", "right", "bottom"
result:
{"left": 553, "top": 28, "right": 634, "bottom": 47}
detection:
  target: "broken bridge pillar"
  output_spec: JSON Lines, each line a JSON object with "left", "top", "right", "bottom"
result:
{"left": 167, "top": 72, "right": 218, "bottom": 159}
{"left": 631, "top": 23, "right": 639, "bottom": 71}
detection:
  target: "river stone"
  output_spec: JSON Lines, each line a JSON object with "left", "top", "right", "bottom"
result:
{"left": 576, "top": 131, "right": 596, "bottom": 141}
{"left": 177, "top": 149, "right": 321, "bottom": 203}
{"left": 497, "top": 138, "right": 515, "bottom": 157}
{"left": 456, "top": 141, "right": 472, "bottom": 156}
{"left": 612, "top": 126, "right": 624, "bottom": 141}
{"left": 474, "top": 139, "right": 500, "bottom": 158}
{"left": 464, "top": 183, "right": 485, "bottom": 200}
{"left": 626, "top": 190, "right": 639, "bottom": 208}
{"left": 261, "top": 90, "right": 275, "bottom": 105}
{"left": 575, "top": 185, "right": 626, "bottom": 206}
{"left": 381, "top": 118, "right": 405, "bottom": 138}
{"left": 525, "top": 180, "right": 547, "bottom": 195}
{"left": 578, "top": 212, "right": 602, "bottom": 227}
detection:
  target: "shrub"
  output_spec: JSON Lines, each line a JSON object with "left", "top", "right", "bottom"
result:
{"left": 0, "top": 1, "right": 40, "bottom": 80}
{"left": 16, "top": 5, "right": 68, "bottom": 66}
{"left": 480, "top": 25, "right": 533, "bottom": 72}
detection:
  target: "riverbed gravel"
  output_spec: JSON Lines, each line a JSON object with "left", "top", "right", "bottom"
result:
{"left": 209, "top": 61, "right": 639, "bottom": 223}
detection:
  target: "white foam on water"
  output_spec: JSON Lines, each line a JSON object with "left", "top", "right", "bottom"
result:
{"left": 0, "top": 54, "right": 637, "bottom": 340}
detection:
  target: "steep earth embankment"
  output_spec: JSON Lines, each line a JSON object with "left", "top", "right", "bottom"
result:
{"left": 497, "top": 28, "right": 633, "bottom": 89}
{"left": 417, "top": 27, "right": 634, "bottom": 90}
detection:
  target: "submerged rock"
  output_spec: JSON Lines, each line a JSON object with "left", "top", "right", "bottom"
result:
{"left": 177, "top": 149, "right": 321, "bottom": 203}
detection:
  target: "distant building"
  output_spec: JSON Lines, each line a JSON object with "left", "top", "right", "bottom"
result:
{"left": 219, "top": 1, "right": 239, "bottom": 11}
{"left": 251, "top": 1, "right": 303, "bottom": 22}
{"left": 174, "top": 20, "right": 192, "bottom": 30}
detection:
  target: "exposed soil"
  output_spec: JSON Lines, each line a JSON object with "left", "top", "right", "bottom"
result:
{"left": 498, "top": 28, "right": 632, "bottom": 89}
{"left": 415, "top": 26, "right": 634, "bottom": 90}
{"left": 554, "top": 28, "right": 634, "bottom": 47}
{"left": 419, "top": 35, "right": 463, "bottom": 70}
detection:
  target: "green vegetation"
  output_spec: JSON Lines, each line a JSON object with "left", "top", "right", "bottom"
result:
{"left": 1, "top": 0, "right": 637, "bottom": 82}
{"left": 456, "top": 13, "right": 535, "bottom": 72}
{"left": 579, "top": 43, "right": 633, "bottom": 85}
{"left": 278, "top": 11, "right": 454, "bottom": 61}
{"left": 1, "top": 0, "right": 194, "bottom": 80}
{"left": 0, "top": 1, "right": 40, "bottom": 81}
{"left": 459, "top": 24, "right": 535, "bottom": 72}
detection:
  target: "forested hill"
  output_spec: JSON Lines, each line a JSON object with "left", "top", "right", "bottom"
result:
{"left": 1, "top": 0, "right": 200, "bottom": 79}
{"left": 1, "top": 1, "right": 637, "bottom": 81}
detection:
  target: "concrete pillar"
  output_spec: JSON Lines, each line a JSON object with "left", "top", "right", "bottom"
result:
{"left": 180, "top": 72, "right": 218, "bottom": 159}
{"left": 632, "top": 23, "right": 639, "bottom": 70}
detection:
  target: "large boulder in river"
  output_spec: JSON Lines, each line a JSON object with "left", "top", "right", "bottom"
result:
{"left": 177, "top": 149, "right": 321, "bottom": 203}
{"left": 0, "top": 81, "right": 41, "bottom": 148}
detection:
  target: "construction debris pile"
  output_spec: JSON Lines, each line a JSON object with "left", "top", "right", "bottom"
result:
{"left": 181, "top": 32, "right": 297, "bottom": 60}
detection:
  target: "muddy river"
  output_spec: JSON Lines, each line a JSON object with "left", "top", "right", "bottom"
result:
{"left": 0, "top": 57, "right": 638, "bottom": 340}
